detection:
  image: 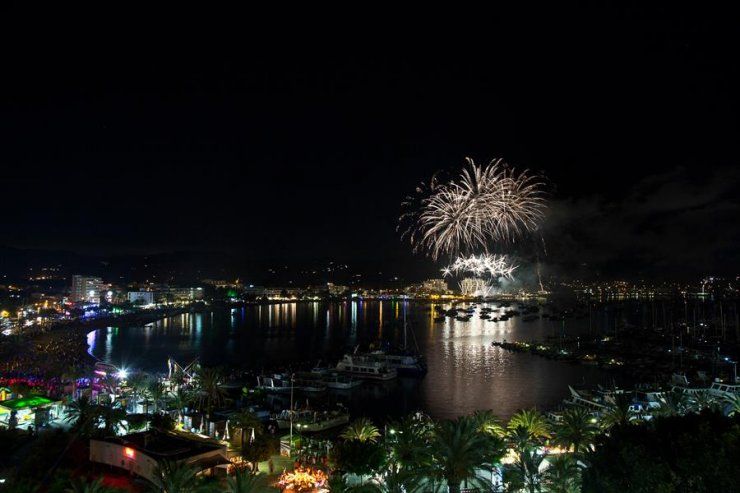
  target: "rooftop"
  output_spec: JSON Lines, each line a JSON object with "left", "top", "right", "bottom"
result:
{"left": 95, "top": 430, "right": 225, "bottom": 461}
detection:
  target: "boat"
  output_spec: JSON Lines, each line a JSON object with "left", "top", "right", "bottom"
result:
{"left": 274, "top": 407, "right": 350, "bottom": 431}
{"left": 257, "top": 374, "right": 326, "bottom": 393}
{"left": 365, "top": 315, "right": 427, "bottom": 376}
{"left": 369, "top": 351, "right": 427, "bottom": 376}
{"left": 301, "top": 369, "right": 363, "bottom": 390}
{"left": 321, "top": 372, "right": 363, "bottom": 390}
{"left": 336, "top": 354, "right": 397, "bottom": 380}
{"left": 256, "top": 375, "right": 292, "bottom": 393}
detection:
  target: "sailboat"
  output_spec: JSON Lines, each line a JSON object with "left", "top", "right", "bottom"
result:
{"left": 368, "top": 310, "right": 427, "bottom": 376}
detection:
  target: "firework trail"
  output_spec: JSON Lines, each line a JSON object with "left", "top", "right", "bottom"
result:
{"left": 399, "top": 157, "right": 546, "bottom": 259}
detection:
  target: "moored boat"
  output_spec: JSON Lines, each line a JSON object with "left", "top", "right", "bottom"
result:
{"left": 274, "top": 407, "right": 350, "bottom": 431}
{"left": 335, "top": 354, "right": 397, "bottom": 380}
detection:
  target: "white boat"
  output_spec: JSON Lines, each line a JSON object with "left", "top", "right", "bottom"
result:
{"left": 369, "top": 351, "right": 427, "bottom": 375}
{"left": 304, "top": 368, "right": 363, "bottom": 390}
{"left": 256, "top": 375, "right": 292, "bottom": 393}
{"left": 336, "top": 354, "right": 397, "bottom": 380}
{"left": 366, "top": 316, "right": 427, "bottom": 376}
{"left": 257, "top": 374, "right": 327, "bottom": 393}
{"left": 274, "top": 408, "right": 350, "bottom": 431}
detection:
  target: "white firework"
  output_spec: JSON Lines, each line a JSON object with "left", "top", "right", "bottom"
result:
{"left": 442, "top": 253, "right": 517, "bottom": 280}
{"left": 400, "top": 157, "right": 547, "bottom": 259}
{"left": 459, "top": 277, "right": 496, "bottom": 297}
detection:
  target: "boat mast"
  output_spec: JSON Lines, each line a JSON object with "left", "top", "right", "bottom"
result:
{"left": 403, "top": 303, "right": 408, "bottom": 350}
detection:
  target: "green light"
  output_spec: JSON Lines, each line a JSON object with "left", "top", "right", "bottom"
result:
{"left": 0, "top": 396, "right": 56, "bottom": 410}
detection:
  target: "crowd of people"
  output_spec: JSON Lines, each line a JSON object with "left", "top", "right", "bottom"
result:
{"left": 0, "top": 327, "right": 92, "bottom": 382}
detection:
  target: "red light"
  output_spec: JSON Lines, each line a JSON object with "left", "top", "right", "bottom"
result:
{"left": 123, "top": 447, "right": 135, "bottom": 459}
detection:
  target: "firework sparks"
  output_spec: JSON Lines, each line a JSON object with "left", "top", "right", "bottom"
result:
{"left": 459, "top": 277, "right": 496, "bottom": 297}
{"left": 399, "top": 158, "right": 546, "bottom": 259}
{"left": 442, "top": 254, "right": 517, "bottom": 279}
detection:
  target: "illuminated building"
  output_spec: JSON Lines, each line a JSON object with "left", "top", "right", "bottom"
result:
{"left": 422, "top": 278, "right": 449, "bottom": 294}
{"left": 327, "top": 282, "right": 349, "bottom": 297}
{"left": 163, "top": 287, "right": 204, "bottom": 302}
{"left": 127, "top": 291, "right": 155, "bottom": 305}
{"left": 70, "top": 275, "right": 103, "bottom": 303}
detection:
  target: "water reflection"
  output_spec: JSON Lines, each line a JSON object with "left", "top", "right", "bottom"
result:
{"left": 88, "top": 301, "right": 621, "bottom": 419}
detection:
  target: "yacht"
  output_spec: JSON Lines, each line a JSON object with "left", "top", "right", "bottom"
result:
{"left": 298, "top": 370, "right": 362, "bottom": 390}
{"left": 256, "top": 374, "right": 292, "bottom": 393}
{"left": 335, "top": 354, "right": 397, "bottom": 380}
{"left": 369, "top": 351, "right": 427, "bottom": 376}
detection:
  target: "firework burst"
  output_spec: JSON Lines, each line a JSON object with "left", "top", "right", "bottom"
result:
{"left": 459, "top": 277, "right": 497, "bottom": 297}
{"left": 442, "top": 254, "right": 517, "bottom": 279}
{"left": 399, "top": 158, "right": 546, "bottom": 259}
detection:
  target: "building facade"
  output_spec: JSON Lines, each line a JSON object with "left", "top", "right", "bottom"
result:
{"left": 70, "top": 275, "right": 103, "bottom": 303}
{"left": 128, "top": 291, "right": 155, "bottom": 305}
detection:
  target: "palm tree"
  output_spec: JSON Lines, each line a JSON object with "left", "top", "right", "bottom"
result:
{"left": 542, "top": 454, "right": 581, "bottom": 493}
{"left": 725, "top": 393, "right": 740, "bottom": 416}
{"left": 340, "top": 418, "right": 381, "bottom": 443}
{"left": 127, "top": 372, "right": 150, "bottom": 413}
{"left": 225, "top": 469, "right": 273, "bottom": 493}
{"left": 600, "top": 394, "right": 637, "bottom": 429}
{"left": 384, "top": 417, "right": 434, "bottom": 492}
{"left": 386, "top": 419, "right": 431, "bottom": 469}
{"left": 65, "top": 396, "right": 99, "bottom": 436}
{"left": 147, "top": 379, "right": 166, "bottom": 413}
{"left": 472, "top": 409, "right": 505, "bottom": 437}
{"left": 66, "top": 477, "right": 111, "bottom": 493}
{"left": 430, "top": 416, "right": 491, "bottom": 493}
{"left": 97, "top": 402, "right": 128, "bottom": 436}
{"left": 656, "top": 390, "right": 689, "bottom": 417}
{"left": 150, "top": 461, "right": 215, "bottom": 493}
{"left": 231, "top": 410, "right": 263, "bottom": 451}
{"left": 167, "top": 388, "right": 190, "bottom": 426}
{"left": 507, "top": 426, "right": 543, "bottom": 493}
{"left": 689, "top": 390, "right": 719, "bottom": 413}
{"left": 553, "top": 407, "right": 598, "bottom": 456}
{"left": 196, "top": 368, "right": 226, "bottom": 416}
{"left": 508, "top": 409, "right": 550, "bottom": 440}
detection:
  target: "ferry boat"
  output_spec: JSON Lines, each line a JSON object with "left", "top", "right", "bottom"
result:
{"left": 274, "top": 407, "right": 350, "bottom": 432}
{"left": 335, "top": 354, "right": 397, "bottom": 380}
{"left": 671, "top": 373, "right": 740, "bottom": 399}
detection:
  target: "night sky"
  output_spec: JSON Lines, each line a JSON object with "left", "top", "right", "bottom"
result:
{"left": 1, "top": 5, "right": 738, "bottom": 280}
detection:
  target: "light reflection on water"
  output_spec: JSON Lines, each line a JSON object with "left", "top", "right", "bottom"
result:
{"left": 88, "top": 301, "right": 621, "bottom": 419}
